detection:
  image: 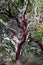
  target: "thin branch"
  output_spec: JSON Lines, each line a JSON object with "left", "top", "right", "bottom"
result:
{"left": 0, "top": 19, "right": 8, "bottom": 27}
{"left": 0, "top": 1, "right": 12, "bottom": 17}
{"left": 12, "top": 2, "right": 21, "bottom": 12}
{"left": 22, "top": 0, "right": 28, "bottom": 16}
{"left": 9, "top": 27, "right": 18, "bottom": 37}
{"left": 0, "top": 11, "right": 10, "bottom": 16}
{"left": 0, "top": 11, "right": 22, "bottom": 29}
{"left": 0, "top": 7, "right": 12, "bottom": 18}
{"left": 0, "top": 19, "right": 18, "bottom": 37}
{"left": 8, "top": 1, "right": 12, "bottom": 16}
{"left": 29, "top": 38, "right": 43, "bottom": 51}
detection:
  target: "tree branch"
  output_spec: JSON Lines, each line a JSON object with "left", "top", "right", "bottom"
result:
{"left": 0, "top": 19, "right": 18, "bottom": 37}
{"left": 16, "top": 30, "right": 27, "bottom": 60}
{"left": 16, "top": 19, "right": 27, "bottom": 60}
{"left": 12, "top": 2, "right": 21, "bottom": 12}
{"left": 8, "top": 1, "right": 12, "bottom": 16}
{"left": 29, "top": 38, "right": 43, "bottom": 51}
{"left": 0, "top": 11, "right": 22, "bottom": 29}
{"left": 22, "top": 0, "right": 28, "bottom": 16}
{"left": 15, "top": 0, "right": 28, "bottom": 60}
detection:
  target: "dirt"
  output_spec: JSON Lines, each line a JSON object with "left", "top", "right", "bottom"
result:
{"left": 0, "top": 60, "right": 43, "bottom": 65}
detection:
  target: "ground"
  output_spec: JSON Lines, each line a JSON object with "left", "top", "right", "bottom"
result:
{"left": 0, "top": 60, "right": 43, "bottom": 65}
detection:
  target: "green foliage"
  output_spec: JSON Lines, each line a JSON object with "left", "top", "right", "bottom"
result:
{"left": 13, "top": 0, "right": 24, "bottom": 9}
{"left": 31, "top": 31, "right": 43, "bottom": 42}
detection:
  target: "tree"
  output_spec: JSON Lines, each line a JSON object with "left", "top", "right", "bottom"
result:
{"left": 0, "top": 0, "right": 43, "bottom": 61}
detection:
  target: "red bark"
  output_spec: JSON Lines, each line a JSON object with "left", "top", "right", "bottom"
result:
{"left": 29, "top": 38, "right": 43, "bottom": 51}
{"left": 16, "top": 18, "right": 27, "bottom": 60}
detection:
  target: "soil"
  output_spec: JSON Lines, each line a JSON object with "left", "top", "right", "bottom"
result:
{"left": 0, "top": 60, "right": 43, "bottom": 65}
